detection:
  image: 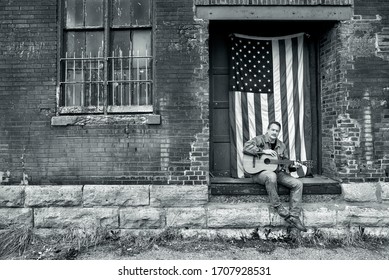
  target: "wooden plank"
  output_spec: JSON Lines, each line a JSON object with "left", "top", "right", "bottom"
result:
{"left": 210, "top": 175, "right": 341, "bottom": 195}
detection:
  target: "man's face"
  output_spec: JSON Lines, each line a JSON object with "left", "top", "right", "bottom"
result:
{"left": 267, "top": 123, "right": 280, "bottom": 141}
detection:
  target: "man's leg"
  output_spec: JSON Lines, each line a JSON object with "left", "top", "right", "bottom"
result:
{"left": 276, "top": 172, "right": 303, "bottom": 217}
{"left": 277, "top": 172, "right": 307, "bottom": 232}
{"left": 252, "top": 171, "right": 289, "bottom": 218}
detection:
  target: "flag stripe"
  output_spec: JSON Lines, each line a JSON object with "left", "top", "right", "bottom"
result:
{"left": 272, "top": 39, "right": 283, "bottom": 142}
{"left": 241, "top": 91, "right": 249, "bottom": 146}
{"left": 298, "top": 36, "right": 307, "bottom": 161}
{"left": 255, "top": 93, "right": 262, "bottom": 136}
{"left": 302, "top": 36, "right": 311, "bottom": 162}
{"left": 247, "top": 92, "right": 256, "bottom": 139}
{"left": 279, "top": 39, "right": 290, "bottom": 153}
{"left": 292, "top": 37, "right": 301, "bottom": 161}
{"left": 235, "top": 91, "right": 244, "bottom": 178}
{"left": 285, "top": 38, "right": 296, "bottom": 160}
{"left": 260, "top": 93, "right": 269, "bottom": 136}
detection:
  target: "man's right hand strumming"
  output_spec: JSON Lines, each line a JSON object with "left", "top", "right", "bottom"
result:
{"left": 262, "top": 149, "right": 278, "bottom": 157}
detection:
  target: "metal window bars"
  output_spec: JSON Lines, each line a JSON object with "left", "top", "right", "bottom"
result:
{"left": 60, "top": 50, "right": 152, "bottom": 114}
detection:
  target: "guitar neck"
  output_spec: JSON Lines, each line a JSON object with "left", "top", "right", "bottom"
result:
{"left": 269, "top": 159, "right": 294, "bottom": 165}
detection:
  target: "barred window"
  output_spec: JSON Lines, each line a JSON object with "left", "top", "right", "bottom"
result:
{"left": 59, "top": 0, "right": 153, "bottom": 114}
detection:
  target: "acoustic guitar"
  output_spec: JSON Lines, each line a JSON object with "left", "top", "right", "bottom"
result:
{"left": 243, "top": 154, "right": 313, "bottom": 178}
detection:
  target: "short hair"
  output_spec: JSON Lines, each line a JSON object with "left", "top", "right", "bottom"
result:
{"left": 268, "top": 121, "right": 281, "bottom": 130}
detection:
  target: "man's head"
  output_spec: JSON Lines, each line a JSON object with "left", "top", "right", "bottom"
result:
{"left": 266, "top": 121, "right": 281, "bottom": 142}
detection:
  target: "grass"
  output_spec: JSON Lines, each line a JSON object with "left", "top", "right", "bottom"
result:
{"left": 0, "top": 226, "right": 34, "bottom": 257}
{"left": 1, "top": 226, "right": 388, "bottom": 260}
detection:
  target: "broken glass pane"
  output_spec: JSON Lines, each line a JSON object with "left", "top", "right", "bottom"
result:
{"left": 113, "top": 0, "right": 132, "bottom": 26}
{"left": 113, "top": 0, "right": 150, "bottom": 26}
{"left": 112, "top": 30, "right": 132, "bottom": 56}
{"left": 86, "top": 32, "right": 104, "bottom": 57}
{"left": 132, "top": 29, "right": 151, "bottom": 56}
{"left": 66, "top": 0, "right": 84, "bottom": 27}
{"left": 66, "top": 32, "right": 86, "bottom": 57}
{"left": 85, "top": 0, "right": 103, "bottom": 27}
{"left": 131, "top": 0, "right": 150, "bottom": 26}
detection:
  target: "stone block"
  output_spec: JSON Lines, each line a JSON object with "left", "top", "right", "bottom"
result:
{"left": 207, "top": 203, "right": 270, "bottom": 228}
{"left": 363, "top": 227, "right": 389, "bottom": 238}
{"left": 302, "top": 204, "right": 337, "bottom": 227}
{"left": 150, "top": 185, "right": 208, "bottom": 207}
{"left": 25, "top": 185, "right": 82, "bottom": 207}
{"left": 120, "top": 207, "right": 164, "bottom": 229}
{"left": 0, "top": 185, "right": 25, "bottom": 207}
{"left": 83, "top": 185, "right": 149, "bottom": 207}
{"left": 341, "top": 183, "right": 378, "bottom": 202}
{"left": 180, "top": 229, "right": 259, "bottom": 240}
{"left": 34, "top": 207, "right": 118, "bottom": 228}
{"left": 166, "top": 208, "right": 206, "bottom": 228}
{"left": 342, "top": 205, "right": 389, "bottom": 227}
{"left": 317, "top": 228, "right": 350, "bottom": 239}
{"left": 379, "top": 182, "right": 389, "bottom": 202}
{"left": 0, "top": 208, "right": 33, "bottom": 229}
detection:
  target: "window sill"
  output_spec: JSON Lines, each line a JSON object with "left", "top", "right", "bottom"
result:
{"left": 51, "top": 114, "right": 161, "bottom": 126}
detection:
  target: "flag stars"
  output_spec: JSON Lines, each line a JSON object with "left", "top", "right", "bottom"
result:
{"left": 230, "top": 36, "right": 273, "bottom": 94}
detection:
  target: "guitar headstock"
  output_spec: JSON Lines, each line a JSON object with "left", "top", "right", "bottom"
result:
{"left": 303, "top": 160, "right": 314, "bottom": 168}
{"left": 296, "top": 160, "right": 314, "bottom": 168}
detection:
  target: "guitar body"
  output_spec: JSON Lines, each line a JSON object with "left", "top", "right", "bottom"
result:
{"left": 243, "top": 154, "right": 279, "bottom": 174}
{"left": 243, "top": 154, "right": 313, "bottom": 178}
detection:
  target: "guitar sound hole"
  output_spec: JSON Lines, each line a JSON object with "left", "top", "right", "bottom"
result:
{"left": 264, "top": 158, "right": 271, "bottom": 165}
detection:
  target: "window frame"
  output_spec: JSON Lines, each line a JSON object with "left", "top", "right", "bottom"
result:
{"left": 56, "top": 0, "right": 154, "bottom": 115}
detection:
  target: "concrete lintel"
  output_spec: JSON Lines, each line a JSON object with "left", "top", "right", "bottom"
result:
{"left": 196, "top": 6, "right": 353, "bottom": 21}
{"left": 51, "top": 114, "right": 161, "bottom": 126}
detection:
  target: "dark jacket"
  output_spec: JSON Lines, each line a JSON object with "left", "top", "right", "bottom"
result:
{"left": 243, "top": 134, "right": 296, "bottom": 172}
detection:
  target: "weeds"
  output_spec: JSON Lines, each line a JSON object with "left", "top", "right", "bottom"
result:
{"left": 284, "top": 227, "right": 389, "bottom": 250}
{"left": 0, "top": 226, "right": 34, "bottom": 257}
{"left": 118, "top": 227, "right": 182, "bottom": 256}
{"left": 1, "top": 225, "right": 388, "bottom": 259}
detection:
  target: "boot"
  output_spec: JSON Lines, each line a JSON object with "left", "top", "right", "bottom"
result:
{"left": 275, "top": 205, "right": 289, "bottom": 218}
{"left": 285, "top": 216, "right": 307, "bottom": 232}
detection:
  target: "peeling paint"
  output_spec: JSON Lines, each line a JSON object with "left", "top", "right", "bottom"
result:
{"left": 0, "top": 171, "right": 11, "bottom": 184}
{"left": 376, "top": 27, "right": 389, "bottom": 61}
{"left": 341, "top": 15, "right": 382, "bottom": 60}
{"left": 6, "top": 41, "right": 46, "bottom": 60}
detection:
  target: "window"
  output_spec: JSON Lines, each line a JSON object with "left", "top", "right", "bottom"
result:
{"left": 59, "top": 0, "right": 153, "bottom": 114}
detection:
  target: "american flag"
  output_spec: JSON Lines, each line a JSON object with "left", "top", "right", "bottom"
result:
{"left": 229, "top": 33, "right": 312, "bottom": 178}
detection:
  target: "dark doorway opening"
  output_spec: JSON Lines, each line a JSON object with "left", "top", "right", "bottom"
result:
{"left": 209, "top": 20, "right": 340, "bottom": 194}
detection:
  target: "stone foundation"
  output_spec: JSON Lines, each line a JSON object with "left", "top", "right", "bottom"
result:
{"left": 1, "top": 183, "right": 389, "bottom": 238}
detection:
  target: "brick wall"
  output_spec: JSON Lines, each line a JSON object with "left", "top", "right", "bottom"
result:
{"left": 195, "top": 0, "right": 353, "bottom": 5}
{"left": 354, "top": 0, "right": 389, "bottom": 24}
{"left": 1, "top": 0, "right": 389, "bottom": 185}
{"left": 0, "top": 0, "right": 58, "bottom": 184}
{"left": 319, "top": 9, "right": 389, "bottom": 182}
{"left": 0, "top": 0, "right": 209, "bottom": 185}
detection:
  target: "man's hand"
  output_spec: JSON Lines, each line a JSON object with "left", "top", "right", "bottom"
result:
{"left": 262, "top": 149, "right": 278, "bottom": 157}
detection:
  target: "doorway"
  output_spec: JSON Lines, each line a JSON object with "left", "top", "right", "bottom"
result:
{"left": 209, "top": 20, "right": 329, "bottom": 179}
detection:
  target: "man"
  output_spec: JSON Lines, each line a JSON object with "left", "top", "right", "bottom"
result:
{"left": 243, "top": 121, "right": 307, "bottom": 232}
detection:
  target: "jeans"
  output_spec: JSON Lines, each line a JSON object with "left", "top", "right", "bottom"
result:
{"left": 252, "top": 170, "right": 303, "bottom": 217}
